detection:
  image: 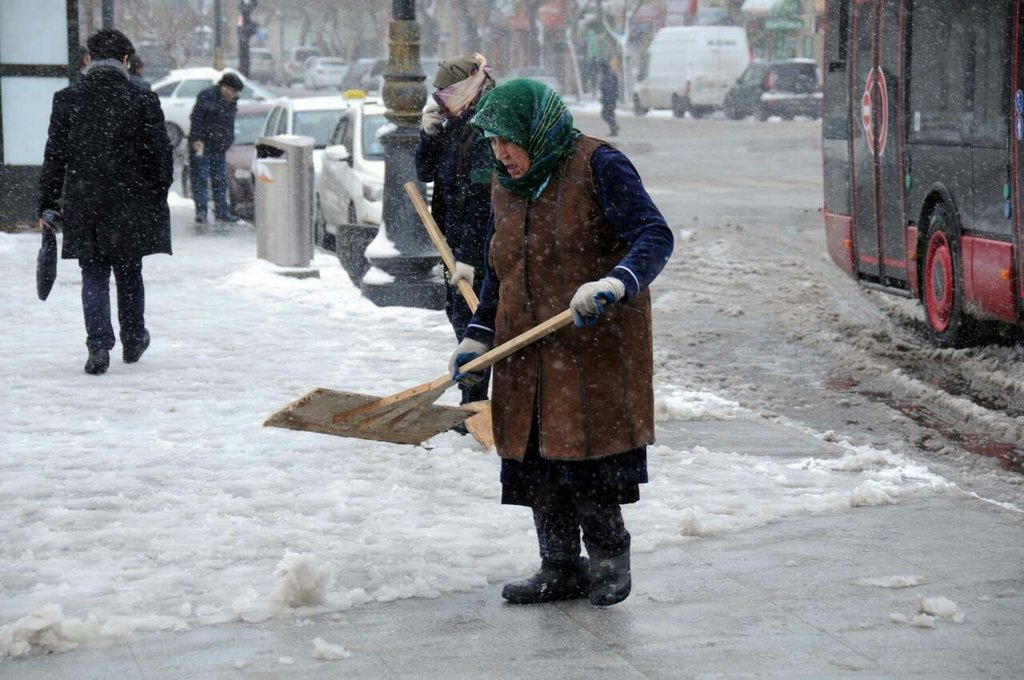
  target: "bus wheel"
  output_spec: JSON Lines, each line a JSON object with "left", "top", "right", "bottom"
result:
{"left": 922, "top": 206, "right": 970, "bottom": 347}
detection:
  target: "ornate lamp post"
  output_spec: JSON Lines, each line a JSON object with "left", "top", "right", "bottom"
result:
{"left": 361, "top": 0, "right": 445, "bottom": 309}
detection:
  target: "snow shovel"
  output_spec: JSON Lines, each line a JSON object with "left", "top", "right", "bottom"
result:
{"left": 264, "top": 309, "right": 573, "bottom": 446}
{"left": 403, "top": 181, "right": 492, "bottom": 448}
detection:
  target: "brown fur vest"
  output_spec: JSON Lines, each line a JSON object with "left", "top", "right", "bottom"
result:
{"left": 488, "top": 136, "right": 655, "bottom": 461}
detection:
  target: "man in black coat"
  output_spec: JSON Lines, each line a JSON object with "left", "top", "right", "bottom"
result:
{"left": 188, "top": 73, "right": 243, "bottom": 226}
{"left": 39, "top": 29, "right": 173, "bottom": 376}
{"left": 598, "top": 59, "right": 620, "bottom": 137}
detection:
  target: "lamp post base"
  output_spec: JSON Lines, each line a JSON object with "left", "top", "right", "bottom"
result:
{"left": 361, "top": 277, "right": 445, "bottom": 310}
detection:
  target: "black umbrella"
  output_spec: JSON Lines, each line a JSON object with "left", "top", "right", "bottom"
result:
{"left": 36, "top": 212, "right": 60, "bottom": 301}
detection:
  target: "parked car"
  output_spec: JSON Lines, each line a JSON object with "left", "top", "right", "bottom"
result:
{"left": 316, "top": 96, "right": 389, "bottom": 280}
{"left": 632, "top": 25, "right": 750, "bottom": 117}
{"left": 723, "top": 58, "right": 822, "bottom": 121}
{"left": 180, "top": 103, "right": 273, "bottom": 219}
{"left": 502, "top": 66, "right": 560, "bottom": 93}
{"left": 280, "top": 45, "right": 320, "bottom": 86}
{"left": 134, "top": 42, "right": 177, "bottom": 82}
{"left": 248, "top": 47, "right": 276, "bottom": 84}
{"left": 151, "top": 67, "right": 275, "bottom": 149}
{"left": 340, "top": 58, "right": 377, "bottom": 92}
{"left": 259, "top": 96, "right": 350, "bottom": 248}
{"left": 303, "top": 56, "right": 348, "bottom": 90}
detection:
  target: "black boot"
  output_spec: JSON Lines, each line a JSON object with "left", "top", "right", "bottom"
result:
{"left": 501, "top": 558, "right": 589, "bottom": 605}
{"left": 84, "top": 347, "right": 109, "bottom": 375}
{"left": 588, "top": 549, "right": 631, "bottom": 606}
{"left": 122, "top": 330, "right": 150, "bottom": 364}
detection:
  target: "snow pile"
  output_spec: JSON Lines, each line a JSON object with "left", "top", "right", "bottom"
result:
{"left": 272, "top": 552, "right": 332, "bottom": 608}
{"left": 0, "top": 604, "right": 136, "bottom": 658}
{"left": 856, "top": 575, "right": 927, "bottom": 589}
{"left": 312, "top": 636, "right": 352, "bottom": 660}
{"left": 655, "top": 386, "right": 751, "bottom": 421}
{"left": 918, "top": 595, "right": 965, "bottom": 623}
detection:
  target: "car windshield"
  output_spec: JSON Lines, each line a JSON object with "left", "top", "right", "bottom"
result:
{"left": 295, "top": 110, "right": 346, "bottom": 148}
{"left": 362, "top": 114, "right": 388, "bottom": 160}
{"left": 773, "top": 64, "right": 819, "bottom": 92}
{"left": 234, "top": 112, "right": 268, "bottom": 145}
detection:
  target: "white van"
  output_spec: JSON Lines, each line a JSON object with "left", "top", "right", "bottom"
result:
{"left": 633, "top": 26, "right": 750, "bottom": 117}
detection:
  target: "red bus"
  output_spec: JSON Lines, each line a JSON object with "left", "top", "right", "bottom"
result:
{"left": 822, "top": 0, "right": 1023, "bottom": 346}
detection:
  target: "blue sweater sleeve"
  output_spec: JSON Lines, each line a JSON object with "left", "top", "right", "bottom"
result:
{"left": 589, "top": 145, "right": 674, "bottom": 299}
{"left": 462, "top": 146, "right": 674, "bottom": 346}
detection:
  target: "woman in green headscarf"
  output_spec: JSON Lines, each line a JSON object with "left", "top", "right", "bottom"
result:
{"left": 449, "top": 79, "right": 674, "bottom": 607}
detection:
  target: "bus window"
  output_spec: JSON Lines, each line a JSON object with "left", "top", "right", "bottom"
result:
{"left": 909, "top": 0, "right": 969, "bottom": 143}
{"left": 970, "top": 1, "right": 1011, "bottom": 147}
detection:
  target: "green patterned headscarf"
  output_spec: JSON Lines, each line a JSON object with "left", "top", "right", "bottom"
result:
{"left": 469, "top": 78, "right": 581, "bottom": 201}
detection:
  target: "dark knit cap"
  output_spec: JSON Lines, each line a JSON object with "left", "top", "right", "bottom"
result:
{"left": 433, "top": 55, "right": 482, "bottom": 89}
{"left": 219, "top": 72, "right": 245, "bottom": 91}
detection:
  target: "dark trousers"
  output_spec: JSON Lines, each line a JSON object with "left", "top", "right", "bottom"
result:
{"left": 445, "top": 280, "right": 490, "bottom": 404}
{"left": 190, "top": 150, "right": 231, "bottom": 219}
{"left": 533, "top": 498, "right": 631, "bottom": 565}
{"left": 601, "top": 104, "right": 619, "bottom": 136}
{"left": 80, "top": 256, "right": 145, "bottom": 351}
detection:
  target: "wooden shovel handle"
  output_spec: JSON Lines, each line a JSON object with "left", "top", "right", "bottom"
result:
{"left": 458, "top": 309, "right": 574, "bottom": 375}
{"left": 404, "top": 181, "right": 479, "bottom": 311}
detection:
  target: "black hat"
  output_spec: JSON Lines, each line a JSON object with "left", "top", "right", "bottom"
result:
{"left": 219, "top": 73, "right": 244, "bottom": 91}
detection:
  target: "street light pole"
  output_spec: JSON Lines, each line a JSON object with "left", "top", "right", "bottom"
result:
{"left": 361, "top": 0, "right": 445, "bottom": 309}
{"left": 213, "top": 0, "right": 224, "bottom": 70}
{"left": 101, "top": 0, "right": 114, "bottom": 29}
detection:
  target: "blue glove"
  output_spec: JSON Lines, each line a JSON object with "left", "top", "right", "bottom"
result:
{"left": 570, "top": 277, "right": 627, "bottom": 327}
{"left": 448, "top": 337, "right": 490, "bottom": 386}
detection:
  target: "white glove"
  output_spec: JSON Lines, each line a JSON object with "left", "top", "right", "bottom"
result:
{"left": 449, "top": 261, "right": 475, "bottom": 288}
{"left": 421, "top": 104, "right": 444, "bottom": 136}
{"left": 570, "top": 277, "right": 626, "bottom": 327}
{"left": 448, "top": 337, "right": 490, "bottom": 386}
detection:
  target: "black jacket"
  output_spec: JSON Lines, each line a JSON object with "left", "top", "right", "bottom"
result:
{"left": 39, "top": 64, "right": 173, "bottom": 261}
{"left": 599, "top": 65, "right": 619, "bottom": 109}
{"left": 414, "top": 116, "right": 492, "bottom": 270}
{"left": 188, "top": 85, "right": 237, "bottom": 154}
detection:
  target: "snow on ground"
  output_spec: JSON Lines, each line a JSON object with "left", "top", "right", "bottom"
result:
{"left": 0, "top": 194, "right": 956, "bottom": 657}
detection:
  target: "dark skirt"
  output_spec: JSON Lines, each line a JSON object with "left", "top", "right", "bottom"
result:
{"left": 500, "top": 422, "right": 647, "bottom": 509}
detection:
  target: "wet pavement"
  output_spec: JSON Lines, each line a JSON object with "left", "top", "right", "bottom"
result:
{"left": 6, "top": 418, "right": 1023, "bottom": 680}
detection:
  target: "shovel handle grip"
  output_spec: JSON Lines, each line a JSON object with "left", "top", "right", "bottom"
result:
{"left": 404, "top": 181, "right": 479, "bottom": 312}
{"left": 458, "top": 309, "right": 574, "bottom": 375}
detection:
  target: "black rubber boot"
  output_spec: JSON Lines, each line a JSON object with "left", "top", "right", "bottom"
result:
{"left": 501, "top": 558, "right": 589, "bottom": 605}
{"left": 122, "top": 330, "right": 150, "bottom": 364}
{"left": 588, "top": 549, "right": 631, "bottom": 606}
{"left": 84, "top": 347, "right": 109, "bottom": 375}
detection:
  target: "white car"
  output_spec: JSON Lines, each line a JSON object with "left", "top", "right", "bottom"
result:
{"left": 316, "top": 97, "right": 390, "bottom": 279}
{"left": 303, "top": 57, "right": 348, "bottom": 90}
{"left": 258, "top": 96, "right": 349, "bottom": 185}
{"left": 151, "top": 67, "right": 275, "bottom": 149}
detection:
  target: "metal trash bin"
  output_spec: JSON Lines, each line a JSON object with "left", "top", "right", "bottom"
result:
{"left": 254, "top": 135, "right": 315, "bottom": 267}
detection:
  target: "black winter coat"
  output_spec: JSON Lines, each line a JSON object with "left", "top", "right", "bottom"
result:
{"left": 414, "top": 116, "right": 492, "bottom": 270}
{"left": 39, "top": 65, "right": 173, "bottom": 261}
{"left": 188, "top": 86, "right": 237, "bottom": 154}
{"left": 599, "top": 65, "right": 619, "bottom": 109}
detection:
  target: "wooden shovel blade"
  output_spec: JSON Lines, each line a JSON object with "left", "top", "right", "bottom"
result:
{"left": 263, "top": 387, "right": 474, "bottom": 446}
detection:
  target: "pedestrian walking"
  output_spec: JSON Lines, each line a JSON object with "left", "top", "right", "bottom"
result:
{"left": 38, "top": 29, "right": 173, "bottom": 375}
{"left": 449, "top": 79, "right": 674, "bottom": 606}
{"left": 598, "top": 58, "right": 620, "bottom": 137}
{"left": 414, "top": 53, "right": 496, "bottom": 414}
{"left": 188, "top": 73, "right": 243, "bottom": 228}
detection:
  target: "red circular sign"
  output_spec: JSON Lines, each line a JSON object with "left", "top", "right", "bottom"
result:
{"left": 860, "top": 67, "right": 889, "bottom": 157}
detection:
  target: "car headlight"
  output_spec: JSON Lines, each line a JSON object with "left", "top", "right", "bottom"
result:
{"left": 362, "top": 180, "right": 383, "bottom": 202}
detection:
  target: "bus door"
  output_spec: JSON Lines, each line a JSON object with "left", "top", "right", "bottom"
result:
{"left": 849, "top": 0, "right": 906, "bottom": 286}
{"left": 1016, "top": 0, "right": 1024, "bottom": 316}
